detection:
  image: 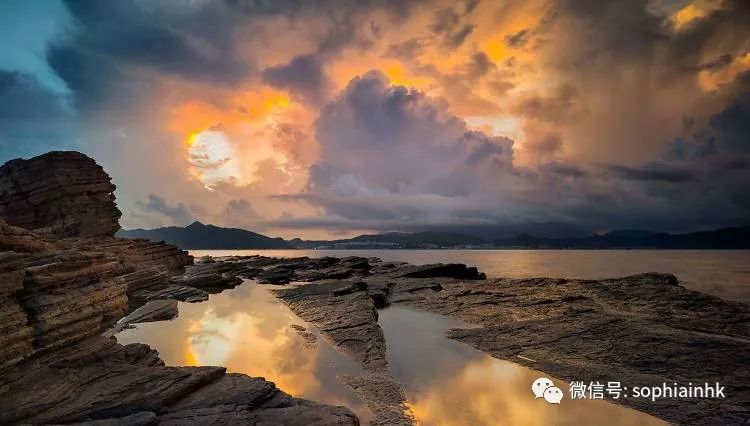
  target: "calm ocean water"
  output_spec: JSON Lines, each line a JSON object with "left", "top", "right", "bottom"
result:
{"left": 190, "top": 249, "right": 750, "bottom": 303}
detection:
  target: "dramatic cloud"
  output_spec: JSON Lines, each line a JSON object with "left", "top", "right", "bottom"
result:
{"left": 136, "top": 194, "right": 196, "bottom": 226}
{"left": 0, "top": 70, "right": 78, "bottom": 159}
{"left": 1, "top": 0, "right": 749, "bottom": 237}
{"left": 263, "top": 54, "right": 333, "bottom": 106}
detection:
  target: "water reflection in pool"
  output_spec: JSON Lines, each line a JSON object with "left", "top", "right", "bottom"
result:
{"left": 379, "top": 306, "right": 667, "bottom": 426}
{"left": 115, "top": 281, "right": 373, "bottom": 422}
{"left": 117, "top": 279, "right": 668, "bottom": 425}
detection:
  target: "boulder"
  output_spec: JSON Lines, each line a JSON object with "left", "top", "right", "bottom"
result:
{"left": 396, "top": 263, "right": 484, "bottom": 279}
{"left": 0, "top": 151, "right": 122, "bottom": 238}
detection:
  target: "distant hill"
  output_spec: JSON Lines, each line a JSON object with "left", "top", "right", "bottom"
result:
{"left": 289, "top": 227, "right": 750, "bottom": 249}
{"left": 289, "top": 231, "right": 488, "bottom": 249}
{"left": 117, "top": 221, "right": 292, "bottom": 249}
{"left": 119, "top": 223, "right": 749, "bottom": 250}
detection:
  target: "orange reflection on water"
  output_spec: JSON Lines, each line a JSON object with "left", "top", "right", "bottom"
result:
{"left": 379, "top": 306, "right": 667, "bottom": 426}
{"left": 116, "top": 282, "right": 370, "bottom": 418}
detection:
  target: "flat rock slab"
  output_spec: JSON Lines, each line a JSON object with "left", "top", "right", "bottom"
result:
{"left": 274, "top": 281, "right": 413, "bottom": 425}
{"left": 0, "top": 336, "right": 358, "bottom": 425}
{"left": 261, "top": 256, "right": 749, "bottom": 425}
{"left": 388, "top": 273, "right": 750, "bottom": 425}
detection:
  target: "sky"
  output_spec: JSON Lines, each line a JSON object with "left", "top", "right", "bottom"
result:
{"left": 0, "top": 0, "right": 748, "bottom": 239}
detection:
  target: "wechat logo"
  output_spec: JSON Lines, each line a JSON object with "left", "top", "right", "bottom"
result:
{"left": 532, "top": 377, "right": 564, "bottom": 404}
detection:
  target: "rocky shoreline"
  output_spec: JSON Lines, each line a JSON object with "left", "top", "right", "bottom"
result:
{"left": 0, "top": 152, "right": 358, "bottom": 425}
{"left": 1, "top": 152, "right": 748, "bottom": 425}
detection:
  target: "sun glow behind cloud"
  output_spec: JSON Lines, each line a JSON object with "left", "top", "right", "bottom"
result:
{"left": 10, "top": 0, "right": 748, "bottom": 236}
{"left": 187, "top": 127, "right": 239, "bottom": 190}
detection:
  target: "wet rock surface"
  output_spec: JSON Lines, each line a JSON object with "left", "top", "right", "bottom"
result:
{"left": 0, "top": 152, "right": 358, "bottom": 425}
{"left": 202, "top": 254, "right": 749, "bottom": 425}
{"left": 2, "top": 151, "right": 747, "bottom": 425}
{"left": 1, "top": 336, "right": 357, "bottom": 425}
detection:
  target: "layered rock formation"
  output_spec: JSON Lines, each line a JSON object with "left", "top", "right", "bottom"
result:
{"left": 197, "top": 254, "right": 748, "bottom": 425}
{"left": 2, "top": 150, "right": 747, "bottom": 425}
{"left": 0, "top": 152, "right": 358, "bottom": 425}
{"left": 0, "top": 151, "right": 121, "bottom": 238}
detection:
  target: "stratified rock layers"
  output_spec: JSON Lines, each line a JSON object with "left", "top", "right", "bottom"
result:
{"left": 0, "top": 152, "right": 357, "bottom": 425}
{"left": 0, "top": 151, "right": 121, "bottom": 238}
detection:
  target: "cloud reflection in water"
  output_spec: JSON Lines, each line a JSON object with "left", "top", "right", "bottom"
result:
{"left": 116, "top": 281, "right": 371, "bottom": 420}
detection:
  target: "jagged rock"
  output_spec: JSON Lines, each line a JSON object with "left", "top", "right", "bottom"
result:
{"left": 171, "top": 262, "right": 243, "bottom": 290}
{"left": 20, "top": 250, "right": 129, "bottom": 353}
{"left": 256, "top": 265, "right": 294, "bottom": 284}
{"left": 68, "top": 411, "right": 158, "bottom": 425}
{"left": 162, "top": 373, "right": 358, "bottom": 425}
{"left": 274, "top": 279, "right": 410, "bottom": 425}
{"left": 275, "top": 280, "right": 386, "bottom": 371}
{"left": 0, "top": 151, "right": 122, "bottom": 238}
{"left": 0, "top": 153, "right": 362, "bottom": 425}
{"left": 289, "top": 324, "right": 317, "bottom": 347}
{"left": 104, "top": 299, "right": 179, "bottom": 337}
{"left": 130, "top": 284, "right": 209, "bottom": 305}
{"left": 0, "top": 220, "right": 51, "bottom": 252}
{"left": 0, "top": 251, "right": 34, "bottom": 369}
{"left": 340, "top": 374, "right": 412, "bottom": 426}
{"left": 68, "top": 237, "right": 193, "bottom": 277}
{"left": 0, "top": 336, "right": 358, "bottom": 425}
{"left": 395, "top": 263, "right": 484, "bottom": 280}
{"left": 387, "top": 272, "right": 750, "bottom": 425}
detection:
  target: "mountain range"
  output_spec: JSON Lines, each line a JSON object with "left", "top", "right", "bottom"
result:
{"left": 116, "top": 221, "right": 292, "bottom": 249}
{"left": 117, "top": 223, "right": 750, "bottom": 250}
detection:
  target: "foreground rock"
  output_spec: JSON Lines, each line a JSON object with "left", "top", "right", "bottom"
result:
{"left": 216, "top": 255, "right": 748, "bottom": 425}
{"left": 2, "top": 151, "right": 747, "bottom": 425}
{"left": 0, "top": 152, "right": 359, "bottom": 425}
{"left": 0, "top": 151, "right": 122, "bottom": 238}
{"left": 1, "top": 336, "right": 357, "bottom": 425}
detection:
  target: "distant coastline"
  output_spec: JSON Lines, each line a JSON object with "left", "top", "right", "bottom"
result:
{"left": 116, "top": 221, "right": 292, "bottom": 249}
{"left": 118, "top": 223, "right": 750, "bottom": 250}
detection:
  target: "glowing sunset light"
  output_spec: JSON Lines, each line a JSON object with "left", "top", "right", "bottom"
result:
{"left": 187, "top": 126, "right": 240, "bottom": 189}
{"left": 3, "top": 0, "right": 748, "bottom": 237}
{"left": 671, "top": 0, "right": 725, "bottom": 29}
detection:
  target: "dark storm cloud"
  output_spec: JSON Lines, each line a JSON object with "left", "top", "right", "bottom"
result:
{"left": 464, "top": 0, "right": 480, "bottom": 14}
{"left": 449, "top": 25, "right": 475, "bottom": 48}
{"left": 311, "top": 71, "right": 514, "bottom": 196}
{"left": 505, "top": 29, "right": 530, "bottom": 47}
{"left": 606, "top": 163, "right": 698, "bottom": 183}
{"left": 0, "top": 70, "right": 78, "bottom": 159}
{"left": 136, "top": 194, "right": 195, "bottom": 225}
{"left": 465, "top": 134, "right": 513, "bottom": 166}
{"left": 430, "top": 9, "right": 461, "bottom": 34}
{"left": 49, "top": 0, "right": 251, "bottom": 108}
{"left": 525, "top": 134, "right": 563, "bottom": 158}
{"left": 514, "top": 84, "right": 578, "bottom": 123}
{"left": 387, "top": 37, "right": 431, "bottom": 59}
{"left": 225, "top": 0, "right": 415, "bottom": 18}
{"left": 216, "top": 198, "right": 263, "bottom": 229}
{"left": 709, "top": 77, "right": 750, "bottom": 153}
{"left": 665, "top": 0, "right": 750, "bottom": 73}
{"left": 555, "top": 0, "right": 667, "bottom": 62}
{"left": 541, "top": 161, "right": 588, "bottom": 177}
{"left": 282, "top": 69, "right": 750, "bottom": 234}
{"left": 463, "top": 52, "right": 496, "bottom": 80}
{"left": 0, "top": 70, "right": 68, "bottom": 119}
{"left": 430, "top": 7, "right": 475, "bottom": 48}
{"left": 692, "top": 54, "right": 734, "bottom": 72}
{"left": 66, "top": 0, "right": 249, "bottom": 79}
{"left": 263, "top": 54, "right": 333, "bottom": 106}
